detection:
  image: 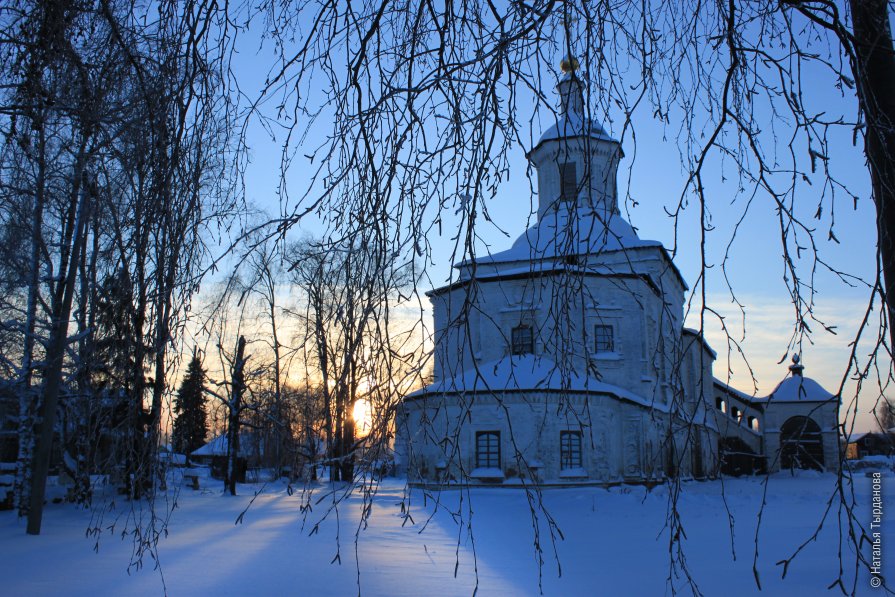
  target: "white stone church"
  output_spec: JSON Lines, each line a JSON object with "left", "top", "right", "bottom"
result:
{"left": 397, "top": 62, "right": 840, "bottom": 485}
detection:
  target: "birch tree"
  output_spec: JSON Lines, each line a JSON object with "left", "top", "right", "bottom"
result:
{"left": 0, "top": 0, "right": 238, "bottom": 535}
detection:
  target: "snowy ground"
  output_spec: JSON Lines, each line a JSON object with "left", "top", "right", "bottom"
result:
{"left": 1, "top": 466, "right": 892, "bottom": 596}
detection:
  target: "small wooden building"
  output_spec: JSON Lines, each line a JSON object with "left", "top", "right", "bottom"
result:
{"left": 845, "top": 432, "right": 895, "bottom": 460}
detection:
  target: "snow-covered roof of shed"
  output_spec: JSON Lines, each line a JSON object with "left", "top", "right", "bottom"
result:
{"left": 192, "top": 434, "right": 228, "bottom": 456}
{"left": 192, "top": 434, "right": 256, "bottom": 457}
{"left": 408, "top": 355, "right": 670, "bottom": 412}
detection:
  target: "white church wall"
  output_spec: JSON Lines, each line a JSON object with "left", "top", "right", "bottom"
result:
{"left": 434, "top": 271, "right": 674, "bottom": 403}
{"left": 762, "top": 400, "right": 839, "bottom": 473}
{"left": 401, "top": 390, "right": 698, "bottom": 484}
{"left": 529, "top": 137, "right": 621, "bottom": 221}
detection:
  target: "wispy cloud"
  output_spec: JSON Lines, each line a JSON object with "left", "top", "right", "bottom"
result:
{"left": 686, "top": 292, "right": 889, "bottom": 432}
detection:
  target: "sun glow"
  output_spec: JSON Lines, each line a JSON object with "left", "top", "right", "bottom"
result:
{"left": 352, "top": 399, "right": 373, "bottom": 437}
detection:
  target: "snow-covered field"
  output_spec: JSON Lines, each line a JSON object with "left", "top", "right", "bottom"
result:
{"left": 1, "top": 467, "right": 891, "bottom": 596}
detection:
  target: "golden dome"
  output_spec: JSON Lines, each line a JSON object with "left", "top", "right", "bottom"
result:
{"left": 560, "top": 56, "right": 579, "bottom": 73}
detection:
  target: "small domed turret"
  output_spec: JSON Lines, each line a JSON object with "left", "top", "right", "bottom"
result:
{"left": 528, "top": 57, "right": 621, "bottom": 220}
{"left": 766, "top": 355, "right": 834, "bottom": 403}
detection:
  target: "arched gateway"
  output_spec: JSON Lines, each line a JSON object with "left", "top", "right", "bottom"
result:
{"left": 780, "top": 416, "right": 825, "bottom": 470}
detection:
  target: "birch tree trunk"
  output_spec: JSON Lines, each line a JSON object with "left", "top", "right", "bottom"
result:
{"left": 226, "top": 336, "right": 247, "bottom": 496}
{"left": 27, "top": 156, "right": 92, "bottom": 535}
{"left": 14, "top": 113, "right": 47, "bottom": 517}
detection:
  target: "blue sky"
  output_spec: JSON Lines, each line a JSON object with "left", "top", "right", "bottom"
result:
{"left": 230, "top": 13, "right": 886, "bottom": 433}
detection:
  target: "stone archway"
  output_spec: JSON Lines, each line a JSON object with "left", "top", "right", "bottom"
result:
{"left": 780, "top": 416, "right": 824, "bottom": 471}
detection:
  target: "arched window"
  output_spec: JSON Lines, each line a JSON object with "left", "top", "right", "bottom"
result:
{"left": 780, "top": 416, "right": 824, "bottom": 470}
{"left": 747, "top": 416, "right": 759, "bottom": 431}
{"left": 730, "top": 406, "right": 741, "bottom": 422}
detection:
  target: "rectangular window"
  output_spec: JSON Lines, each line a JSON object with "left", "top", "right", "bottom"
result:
{"left": 560, "top": 162, "right": 577, "bottom": 201}
{"left": 594, "top": 324, "right": 614, "bottom": 352}
{"left": 476, "top": 431, "right": 501, "bottom": 469}
{"left": 511, "top": 325, "right": 534, "bottom": 355}
{"left": 560, "top": 431, "right": 583, "bottom": 470}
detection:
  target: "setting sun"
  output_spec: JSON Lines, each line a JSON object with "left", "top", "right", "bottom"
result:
{"left": 352, "top": 399, "right": 373, "bottom": 437}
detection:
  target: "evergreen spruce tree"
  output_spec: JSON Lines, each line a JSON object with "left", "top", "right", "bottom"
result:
{"left": 172, "top": 353, "right": 208, "bottom": 465}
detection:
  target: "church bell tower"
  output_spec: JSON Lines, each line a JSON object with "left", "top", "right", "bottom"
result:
{"left": 527, "top": 58, "right": 623, "bottom": 222}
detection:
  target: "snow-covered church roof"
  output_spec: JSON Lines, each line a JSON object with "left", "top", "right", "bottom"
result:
{"left": 408, "top": 354, "right": 671, "bottom": 413}
{"left": 531, "top": 60, "right": 619, "bottom": 151}
{"left": 766, "top": 375, "right": 834, "bottom": 403}
{"left": 758, "top": 355, "right": 837, "bottom": 403}
{"left": 475, "top": 208, "right": 662, "bottom": 265}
